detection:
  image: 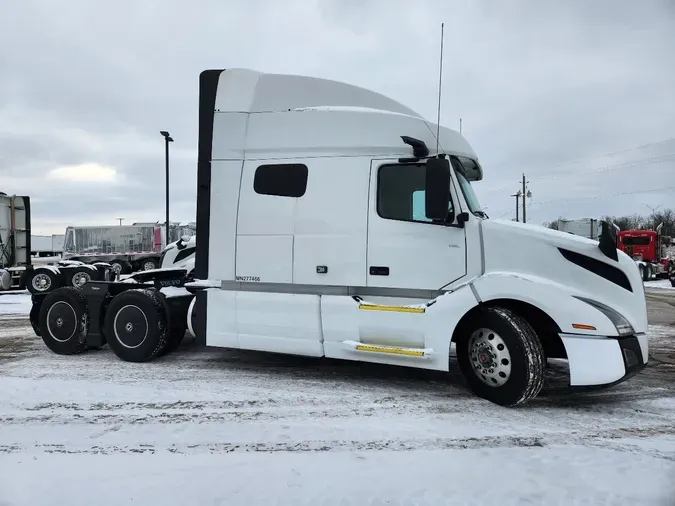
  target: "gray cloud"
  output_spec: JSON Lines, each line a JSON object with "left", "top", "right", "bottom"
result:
{"left": 1, "top": 0, "right": 673, "bottom": 234}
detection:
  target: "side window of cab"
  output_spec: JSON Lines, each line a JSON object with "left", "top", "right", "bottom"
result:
{"left": 377, "top": 164, "right": 453, "bottom": 223}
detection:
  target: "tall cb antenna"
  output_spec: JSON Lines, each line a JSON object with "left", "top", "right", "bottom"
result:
{"left": 435, "top": 22, "right": 445, "bottom": 155}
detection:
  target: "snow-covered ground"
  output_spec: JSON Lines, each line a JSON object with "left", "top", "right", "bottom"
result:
{"left": 0, "top": 289, "right": 31, "bottom": 317}
{"left": 645, "top": 278, "right": 675, "bottom": 291}
{"left": 1, "top": 292, "right": 674, "bottom": 505}
{"left": 31, "top": 255, "right": 62, "bottom": 265}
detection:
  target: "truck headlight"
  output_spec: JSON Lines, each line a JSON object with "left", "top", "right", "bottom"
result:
{"left": 573, "top": 296, "right": 634, "bottom": 337}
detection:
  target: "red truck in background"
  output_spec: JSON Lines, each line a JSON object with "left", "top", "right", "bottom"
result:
{"left": 618, "top": 223, "right": 674, "bottom": 283}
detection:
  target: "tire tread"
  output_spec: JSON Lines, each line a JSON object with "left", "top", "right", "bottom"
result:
{"left": 104, "top": 288, "right": 168, "bottom": 362}
{"left": 490, "top": 306, "right": 545, "bottom": 406}
{"left": 38, "top": 286, "right": 89, "bottom": 355}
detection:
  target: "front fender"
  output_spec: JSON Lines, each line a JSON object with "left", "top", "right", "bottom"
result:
{"left": 471, "top": 272, "right": 620, "bottom": 337}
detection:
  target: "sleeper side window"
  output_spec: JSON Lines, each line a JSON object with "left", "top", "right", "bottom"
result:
{"left": 377, "top": 164, "right": 453, "bottom": 223}
{"left": 253, "top": 164, "right": 308, "bottom": 198}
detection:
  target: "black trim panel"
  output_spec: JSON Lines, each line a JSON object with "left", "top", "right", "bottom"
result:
{"left": 174, "top": 247, "right": 196, "bottom": 264}
{"left": 194, "top": 290, "right": 207, "bottom": 346}
{"left": 558, "top": 248, "right": 632, "bottom": 292}
{"left": 24, "top": 196, "right": 32, "bottom": 267}
{"left": 195, "top": 69, "right": 224, "bottom": 280}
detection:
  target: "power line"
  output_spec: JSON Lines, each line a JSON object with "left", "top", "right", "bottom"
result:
{"left": 493, "top": 184, "right": 675, "bottom": 220}
{"left": 527, "top": 153, "right": 675, "bottom": 184}
{"left": 484, "top": 137, "right": 675, "bottom": 194}
{"left": 532, "top": 137, "right": 675, "bottom": 173}
{"left": 531, "top": 185, "right": 675, "bottom": 207}
{"left": 487, "top": 152, "right": 675, "bottom": 220}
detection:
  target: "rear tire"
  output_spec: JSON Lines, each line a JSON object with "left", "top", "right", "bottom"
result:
{"left": 456, "top": 306, "right": 545, "bottom": 407}
{"left": 141, "top": 259, "right": 159, "bottom": 271}
{"left": 161, "top": 326, "right": 187, "bottom": 355}
{"left": 68, "top": 265, "right": 97, "bottom": 288}
{"left": 27, "top": 268, "right": 61, "bottom": 294}
{"left": 29, "top": 301, "right": 41, "bottom": 337}
{"left": 641, "top": 264, "right": 651, "bottom": 282}
{"left": 37, "top": 287, "right": 89, "bottom": 355}
{"left": 103, "top": 289, "right": 168, "bottom": 362}
{"left": 109, "top": 260, "right": 129, "bottom": 277}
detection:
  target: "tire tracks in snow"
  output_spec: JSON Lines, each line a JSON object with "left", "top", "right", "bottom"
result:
{"left": 2, "top": 424, "right": 674, "bottom": 460}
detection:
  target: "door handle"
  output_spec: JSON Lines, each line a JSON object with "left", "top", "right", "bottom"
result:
{"left": 369, "top": 266, "right": 389, "bottom": 276}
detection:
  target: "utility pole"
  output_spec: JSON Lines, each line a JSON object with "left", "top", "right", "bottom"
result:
{"left": 511, "top": 175, "right": 531, "bottom": 223}
{"left": 510, "top": 192, "right": 521, "bottom": 222}
{"left": 117, "top": 218, "right": 124, "bottom": 226}
{"left": 522, "top": 173, "right": 528, "bottom": 223}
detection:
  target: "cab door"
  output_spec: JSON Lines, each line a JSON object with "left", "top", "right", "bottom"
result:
{"left": 365, "top": 160, "right": 467, "bottom": 292}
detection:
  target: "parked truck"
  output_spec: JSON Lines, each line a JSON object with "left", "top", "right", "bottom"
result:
{"left": 31, "top": 234, "right": 65, "bottom": 257}
{"left": 160, "top": 234, "right": 196, "bottom": 272}
{"left": 617, "top": 224, "right": 673, "bottom": 281}
{"left": 0, "top": 192, "right": 31, "bottom": 290}
{"left": 28, "top": 68, "right": 649, "bottom": 407}
{"left": 558, "top": 218, "right": 599, "bottom": 241}
{"left": 61, "top": 224, "right": 166, "bottom": 275}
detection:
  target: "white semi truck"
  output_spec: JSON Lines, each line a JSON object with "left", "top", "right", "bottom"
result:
{"left": 0, "top": 192, "right": 31, "bottom": 290}
{"left": 28, "top": 68, "right": 649, "bottom": 407}
{"left": 160, "top": 234, "right": 196, "bottom": 272}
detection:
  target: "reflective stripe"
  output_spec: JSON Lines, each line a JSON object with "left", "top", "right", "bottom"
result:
{"left": 358, "top": 303, "right": 425, "bottom": 314}
{"left": 355, "top": 344, "right": 425, "bottom": 356}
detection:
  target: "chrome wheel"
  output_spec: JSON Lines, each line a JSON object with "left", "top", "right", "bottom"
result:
{"left": 32, "top": 273, "right": 52, "bottom": 292}
{"left": 468, "top": 327, "right": 512, "bottom": 387}
{"left": 72, "top": 271, "right": 91, "bottom": 287}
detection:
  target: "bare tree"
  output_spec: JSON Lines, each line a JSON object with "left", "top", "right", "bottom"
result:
{"left": 544, "top": 217, "right": 566, "bottom": 230}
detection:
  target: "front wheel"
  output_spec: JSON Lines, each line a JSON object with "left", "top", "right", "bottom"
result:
{"left": 456, "top": 306, "right": 545, "bottom": 407}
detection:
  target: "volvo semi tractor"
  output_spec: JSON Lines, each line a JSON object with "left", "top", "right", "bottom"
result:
{"left": 28, "top": 69, "right": 649, "bottom": 407}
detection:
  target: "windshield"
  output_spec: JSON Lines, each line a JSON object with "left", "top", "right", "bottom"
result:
{"left": 452, "top": 158, "right": 484, "bottom": 216}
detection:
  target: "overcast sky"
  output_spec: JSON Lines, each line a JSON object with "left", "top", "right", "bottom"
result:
{"left": 1, "top": 0, "right": 674, "bottom": 234}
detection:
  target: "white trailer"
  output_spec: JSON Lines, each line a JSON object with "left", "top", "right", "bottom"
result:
{"left": 29, "top": 68, "right": 649, "bottom": 407}
{"left": 62, "top": 224, "right": 164, "bottom": 275}
{"left": 558, "top": 218, "right": 599, "bottom": 240}
{"left": 31, "top": 234, "right": 65, "bottom": 257}
{"left": 133, "top": 222, "right": 197, "bottom": 245}
{"left": 0, "top": 192, "right": 31, "bottom": 290}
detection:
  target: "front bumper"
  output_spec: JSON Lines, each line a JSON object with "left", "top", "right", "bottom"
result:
{"left": 560, "top": 333, "right": 648, "bottom": 388}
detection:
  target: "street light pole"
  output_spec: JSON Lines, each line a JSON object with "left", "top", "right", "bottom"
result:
{"left": 160, "top": 131, "right": 174, "bottom": 246}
